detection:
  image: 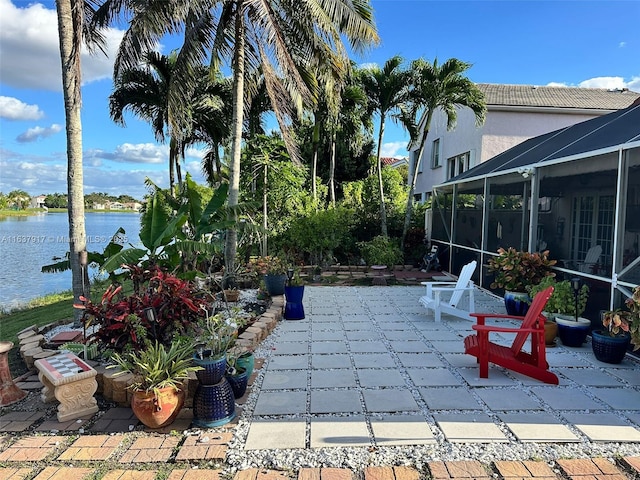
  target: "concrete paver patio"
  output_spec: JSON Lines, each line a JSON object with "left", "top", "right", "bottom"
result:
{"left": 243, "top": 285, "right": 640, "bottom": 452}
{"left": 3, "top": 284, "right": 640, "bottom": 479}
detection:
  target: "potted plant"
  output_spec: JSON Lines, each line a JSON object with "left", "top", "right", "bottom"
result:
{"left": 192, "top": 309, "right": 244, "bottom": 385}
{"left": 597, "top": 285, "right": 640, "bottom": 363}
{"left": 487, "top": 248, "right": 556, "bottom": 316}
{"left": 247, "top": 255, "right": 287, "bottom": 296}
{"left": 109, "top": 339, "right": 201, "bottom": 429}
{"left": 190, "top": 307, "right": 249, "bottom": 427}
{"left": 225, "top": 348, "right": 250, "bottom": 399}
{"left": 527, "top": 277, "right": 590, "bottom": 346}
{"left": 284, "top": 267, "right": 305, "bottom": 320}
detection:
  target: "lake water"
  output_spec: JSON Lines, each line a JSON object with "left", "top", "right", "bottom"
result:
{"left": 0, "top": 212, "right": 142, "bottom": 310}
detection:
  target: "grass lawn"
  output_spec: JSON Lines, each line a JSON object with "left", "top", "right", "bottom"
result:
{"left": 1, "top": 293, "right": 76, "bottom": 376}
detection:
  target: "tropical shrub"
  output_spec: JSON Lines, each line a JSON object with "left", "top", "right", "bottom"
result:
{"left": 358, "top": 235, "right": 403, "bottom": 267}
{"left": 75, "top": 264, "right": 208, "bottom": 352}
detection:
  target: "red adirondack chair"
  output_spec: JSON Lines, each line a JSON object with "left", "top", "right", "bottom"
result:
{"left": 463, "top": 286, "right": 558, "bottom": 385}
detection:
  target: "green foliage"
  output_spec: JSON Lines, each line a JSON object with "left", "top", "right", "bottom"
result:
{"left": 76, "top": 265, "right": 208, "bottom": 352}
{"left": 358, "top": 235, "right": 403, "bottom": 267}
{"left": 109, "top": 339, "right": 202, "bottom": 393}
{"left": 44, "top": 193, "right": 68, "bottom": 208}
{"left": 603, "top": 286, "right": 640, "bottom": 349}
{"left": 342, "top": 168, "right": 408, "bottom": 237}
{"left": 102, "top": 175, "right": 233, "bottom": 275}
{"left": 487, "top": 247, "right": 556, "bottom": 292}
{"left": 273, "top": 207, "right": 357, "bottom": 265}
{"left": 527, "top": 276, "right": 589, "bottom": 318}
{"left": 241, "top": 134, "right": 316, "bottom": 236}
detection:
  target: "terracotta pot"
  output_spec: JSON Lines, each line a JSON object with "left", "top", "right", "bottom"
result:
{"left": 131, "top": 387, "right": 185, "bottom": 429}
{"left": 544, "top": 321, "right": 558, "bottom": 346}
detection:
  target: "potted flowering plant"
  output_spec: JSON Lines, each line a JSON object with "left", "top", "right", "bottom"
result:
{"left": 596, "top": 286, "right": 640, "bottom": 363}
{"left": 247, "top": 255, "right": 287, "bottom": 295}
{"left": 487, "top": 247, "right": 556, "bottom": 316}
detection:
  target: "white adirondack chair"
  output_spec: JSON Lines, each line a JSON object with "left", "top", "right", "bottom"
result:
{"left": 576, "top": 245, "right": 602, "bottom": 273}
{"left": 419, "top": 260, "right": 477, "bottom": 322}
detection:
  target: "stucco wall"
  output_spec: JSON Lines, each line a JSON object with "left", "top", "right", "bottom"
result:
{"left": 412, "top": 107, "right": 604, "bottom": 198}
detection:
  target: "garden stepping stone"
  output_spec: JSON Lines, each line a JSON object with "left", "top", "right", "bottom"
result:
{"left": 309, "top": 416, "right": 370, "bottom": 448}
{"left": 419, "top": 387, "right": 481, "bottom": 410}
{"left": 499, "top": 412, "right": 580, "bottom": 442}
{"left": 245, "top": 418, "right": 306, "bottom": 450}
{"left": 562, "top": 413, "right": 640, "bottom": 442}
{"left": 433, "top": 413, "right": 508, "bottom": 443}
{"left": 370, "top": 414, "right": 436, "bottom": 446}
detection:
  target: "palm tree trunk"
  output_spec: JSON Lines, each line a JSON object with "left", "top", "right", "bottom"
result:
{"left": 401, "top": 112, "right": 432, "bottom": 250}
{"left": 56, "top": 0, "right": 88, "bottom": 319}
{"left": 311, "top": 121, "right": 320, "bottom": 204}
{"left": 169, "top": 138, "right": 177, "bottom": 195}
{"left": 262, "top": 163, "right": 268, "bottom": 256}
{"left": 376, "top": 117, "right": 388, "bottom": 237}
{"left": 224, "top": 2, "right": 245, "bottom": 286}
{"left": 329, "top": 134, "right": 336, "bottom": 206}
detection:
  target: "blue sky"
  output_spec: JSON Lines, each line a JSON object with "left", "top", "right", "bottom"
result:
{"left": 1, "top": 0, "right": 639, "bottom": 200}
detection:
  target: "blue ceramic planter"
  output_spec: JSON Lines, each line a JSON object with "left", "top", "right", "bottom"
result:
{"left": 193, "top": 352, "right": 227, "bottom": 385}
{"left": 591, "top": 330, "right": 630, "bottom": 363}
{"left": 264, "top": 274, "right": 287, "bottom": 296}
{"left": 192, "top": 378, "right": 236, "bottom": 427}
{"left": 556, "top": 316, "right": 590, "bottom": 347}
{"left": 284, "top": 285, "right": 305, "bottom": 320}
{"left": 504, "top": 291, "right": 531, "bottom": 316}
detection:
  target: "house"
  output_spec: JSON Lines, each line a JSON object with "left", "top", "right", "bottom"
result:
{"left": 410, "top": 84, "right": 640, "bottom": 202}
{"left": 429, "top": 100, "right": 640, "bottom": 320}
{"left": 381, "top": 156, "right": 409, "bottom": 169}
{"left": 29, "top": 195, "right": 47, "bottom": 209}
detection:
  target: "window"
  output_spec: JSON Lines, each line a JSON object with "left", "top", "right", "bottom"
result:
{"left": 431, "top": 139, "right": 441, "bottom": 168}
{"left": 415, "top": 150, "right": 423, "bottom": 174}
{"left": 447, "top": 152, "right": 470, "bottom": 179}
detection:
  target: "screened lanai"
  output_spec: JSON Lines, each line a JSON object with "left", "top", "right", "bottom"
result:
{"left": 430, "top": 101, "right": 640, "bottom": 324}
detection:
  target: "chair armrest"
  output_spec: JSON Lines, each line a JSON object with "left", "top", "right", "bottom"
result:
{"left": 472, "top": 325, "right": 541, "bottom": 334}
{"left": 430, "top": 285, "right": 474, "bottom": 293}
{"left": 470, "top": 313, "right": 526, "bottom": 322}
{"left": 427, "top": 282, "right": 458, "bottom": 287}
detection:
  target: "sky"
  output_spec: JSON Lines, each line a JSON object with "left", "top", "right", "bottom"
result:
{"left": 0, "top": 0, "right": 639, "bottom": 200}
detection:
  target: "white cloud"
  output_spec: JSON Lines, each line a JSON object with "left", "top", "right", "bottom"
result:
{"left": 381, "top": 141, "right": 408, "bottom": 158}
{"left": 619, "top": 41, "right": 626, "bottom": 48}
{"left": 578, "top": 76, "right": 626, "bottom": 90}
{"left": 0, "top": 0, "right": 124, "bottom": 91}
{"left": 85, "top": 143, "right": 168, "bottom": 164}
{"left": 0, "top": 96, "right": 45, "bottom": 120}
{"left": 546, "top": 76, "right": 640, "bottom": 93}
{"left": 16, "top": 124, "right": 62, "bottom": 143}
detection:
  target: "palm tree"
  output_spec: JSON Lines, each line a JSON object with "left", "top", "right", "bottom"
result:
{"left": 94, "top": 0, "right": 379, "bottom": 284}
{"left": 110, "top": 52, "right": 231, "bottom": 194}
{"left": 400, "top": 57, "right": 486, "bottom": 250}
{"left": 359, "top": 56, "right": 411, "bottom": 237}
{"left": 55, "top": 0, "right": 105, "bottom": 317}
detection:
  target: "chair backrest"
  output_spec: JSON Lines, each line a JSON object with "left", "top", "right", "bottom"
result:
{"left": 510, "top": 286, "right": 554, "bottom": 355}
{"left": 581, "top": 245, "right": 602, "bottom": 272}
{"left": 449, "top": 260, "right": 477, "bottom": 307}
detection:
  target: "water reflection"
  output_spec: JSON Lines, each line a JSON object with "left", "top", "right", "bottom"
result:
{"left": 0, "top": 212, "right": 141, "bottom": 310}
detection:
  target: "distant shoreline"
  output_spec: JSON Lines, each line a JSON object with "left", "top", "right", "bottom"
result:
{"left": 0, "top": 208, "right": 140, "bottom": 217}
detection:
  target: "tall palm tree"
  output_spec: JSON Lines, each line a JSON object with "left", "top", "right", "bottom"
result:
{"left": 110, "top": 52, "right": 230, "bottom": 193}
{"left": 401, "top": 57, "right": 486, "bottom": 250}
{"left": 56, "top": 0, "right": 105, "bottom": 317}
{"left": 359, "top": 55, "right": 411, "bottom": 237}
{"left": 94, "top": 0, "right": 379, "bottom": 284}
